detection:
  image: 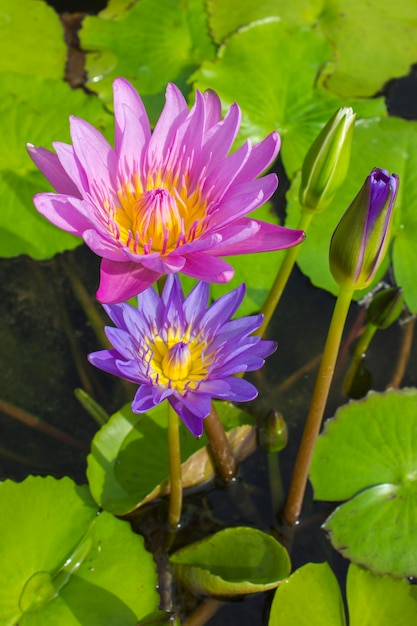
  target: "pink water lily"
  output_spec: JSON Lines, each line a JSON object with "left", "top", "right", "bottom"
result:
{"left": 28, "top": 79, "right": 305, "bottom": 303}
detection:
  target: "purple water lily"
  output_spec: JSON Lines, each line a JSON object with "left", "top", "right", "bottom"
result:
{"left": 28, "top": 78, "right": 304, "bottom": 303}
{"left": 88, "top": 275, "right": 276, "bottom": 436}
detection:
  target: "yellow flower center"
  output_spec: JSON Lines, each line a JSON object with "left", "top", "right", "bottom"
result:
{"left": 110, "top": 170, "right": 209, "bottom": 255}
{"left": 143, "top": 327, "right": 214, "bottom": 393}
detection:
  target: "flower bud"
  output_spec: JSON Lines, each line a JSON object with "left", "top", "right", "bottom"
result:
{"left": 299, "top": 107, "right": 356, "bottom": 212}
{"left": 258, "top": 410, "right": 288, "bottom": 454}
{"left": 329, "top": 168, "right": 399, "bottom": 291}
{"left": 366, "top": 287, "right": 404, "bottom": 329}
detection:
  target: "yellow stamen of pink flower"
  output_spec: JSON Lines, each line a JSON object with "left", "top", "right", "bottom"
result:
{"left": 112, "top": 169, "right": 209, "bottom": 255}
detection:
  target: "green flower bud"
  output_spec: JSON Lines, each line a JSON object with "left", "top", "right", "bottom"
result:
{"left": 329, "top": 168, "right": 399, "bottom": 291}
{"left": 366, "top": 287, "right": 404, "bottom": 329}
{"left": 259, "top": 410, "right": 288, "bottom": 454}
{"left": 299, "top": 107, "right": 356, "bottom": 212}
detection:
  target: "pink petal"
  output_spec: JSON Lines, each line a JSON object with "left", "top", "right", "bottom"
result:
{"left": 33, "top": 193, "right": 94, "bottom": 235}
{"left": 113, "top": 78, "right": 151, "bottom": 176}
{"left": 83, "top": 229, "right": 127, "bottom": 261}
{"left": 233, "top": 132, "right": 280, "bottom": 184}
{"left": 53, "top": 142, "right": 89, "bottom": 196}
{"left": 27, "top": 144, "right": 80, "bottom": 196}
{"left": 182, "top": 252, "right": 234, "bottom": 283}
{"left": 97, "top": 259, "right": 161, "bottom": 303}
{"left": 146, "top": 83, "right": 188, "bottom": 170}
{"left": 211, "top": 218, "right": 305, "bottom": 255}
{"left": 202, "top": 88, "right": 222, "bottom": 131}
{"left": 140, "top": 254, "right": 186, "bottom": 274}
{"left": 201, "top": 103, "right": 241, "bottom": 166}
{"left": 69, "top": 117, "right": 117, "bottom": 194}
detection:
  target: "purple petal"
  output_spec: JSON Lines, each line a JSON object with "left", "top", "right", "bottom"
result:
{"left": 132, "top": 384, "right": 158, "bottom": 413}
{"left": 104, "top": 326, "right": 139, "bottom": 359}
{"left": 183, "top": 280, "right": 210, "bottom": 327}
{"left": 198, "top": 284, "right": 246, "bottom": 334}
{"left": 27, "top": 145, "right": 81, "bottom": 196}
{"left": 88, "top": 350, "right": 120, "bottom": 377}
{"left": 97, "top": 259, "right": 161, "bottom": 303}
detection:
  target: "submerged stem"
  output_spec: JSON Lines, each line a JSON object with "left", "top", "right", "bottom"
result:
{"left": 204, "top": 404, "right": 237, "bottom": 480}
{"left": 167, "top": 402, "right": 183, "bottom": 529}
{"left": 256, "top": 211, "right": 313, "bottom": 338}
{"left": 284, "top": 286, "right": 354, "bottom": 525}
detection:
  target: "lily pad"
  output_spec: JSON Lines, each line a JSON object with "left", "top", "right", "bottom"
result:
{"left": 170, "top": 527, "right": 291, "bottom": 596}
{"left": 286, "top": 116, "right": 417, "bottom": 311}
{"left": 268, "top": 562, "right": 417, "bottom": 625}
{"left": 0, "top": 476, "right": 159, "bottom": 625}
{"left": 0, "top": 0, "right": 66, "bottom": 80}
{"left": 0, "top": 72, "right": 111, "bottom": 259}
{"left": 80, "top": 0, "right": 215, "bottom": 117}
{"left": 192, "top": 19, "right": 386, "bottom": 178}
{"left": 320, "top": 0, "right": 417, "bottom": 97}
{"left": 87, "top": 401, "right": 254, "bottom": 515}
{"left": 310, "top": 388, "right": 417, "bottom": 577}
{"left": 268, "top": 562, "right": 345, "bottom": 625}
{"left": 206, "top": 0, "right": 323, "bottom": 44}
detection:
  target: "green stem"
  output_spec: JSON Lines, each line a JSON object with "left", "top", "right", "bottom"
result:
{"left": 343, "top": 324, "right": 377, "bottom": 395}
{"left": 167, "top": 402, "right": 183, "bottom": 529}
{"left": 284, "top": 285, "right": 354, "bottom": 524}
{"left": 256, "top": 211, "right": 313, "bottom": 338}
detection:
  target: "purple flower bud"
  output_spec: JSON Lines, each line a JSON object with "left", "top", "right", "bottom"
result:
{"left": 329, "top": 168, "right": 399, "bottom": 291}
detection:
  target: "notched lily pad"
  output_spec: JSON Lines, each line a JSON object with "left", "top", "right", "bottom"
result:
{"left": 268, "top": 562, "right": 417, "bottom": 626}
{"left": 0, "top": 476, "right": 158, "bottom": 625}
{"left": 87, "top": 401, "right": 254, "bottom": 515}
{"left": 170, "top": 527, "right": 291, "bottom": 596}
{"left": 311, "top": 388, "right": 417, "bottom": 577}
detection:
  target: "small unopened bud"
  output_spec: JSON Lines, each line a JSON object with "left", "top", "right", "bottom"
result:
{"left": 259, "top": 410, "right": 288, "bottom": 454}
{"left": 300, "top": 107, "right": 356, "bottom": 212}
{"left": 366, "top": 287, "right": 404, "bottom": 329}
{"left": 330, "top": 168, "right": 399, "bottom": 291}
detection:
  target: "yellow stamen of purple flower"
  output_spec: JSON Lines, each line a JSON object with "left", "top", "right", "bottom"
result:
{"left": 111, "top": 169, "right": 209, "bottom": 255}
{"left": 143, "top": 327, "right": 214, "bottom": 393}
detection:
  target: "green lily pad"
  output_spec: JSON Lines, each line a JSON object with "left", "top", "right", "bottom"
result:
{"left": 286, "top": 116, "right": 417, "bottom": 310}
{"left": 206, "top": 0, "right": 323, "bottom": 44}
{"left": 0, "top": 72, "right": 111, "bottom": 259}
{"left": 0, "top": 476, "right": 158, "bottom": 625}
{"left": 0, "top": 0, "right": 66, "bottom": 80}
{"left": 87, "top": 401, "right": 253, "bottom": 515}
{"left": 320, "top": 0, "right": 417, "bottom": 97}
{"left": 310, "top": 388, "right": 417, "bottom": 577}
{"left": 80, "top": 0, "right": 215, "bottom": 117}
{"left": 192, "top": 19, "right": 386, "bottom": 178}
{"left": 268, "top": 562, "right": 417, "bottom": 625}
{"left": 268, "top": 562, "right": 346, "bottom": 625}
{"left": 170, "top": 527, "right": 291, "bottom": 596}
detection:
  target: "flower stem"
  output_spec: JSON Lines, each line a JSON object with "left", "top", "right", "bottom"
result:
{"left": 283, "top": 285, "right": 354, "bottom": 525}
{"left": 167, "top": 402, "right": 182, "bottom": 529}
{"left": 204, "top": 404, "right": 237, "bottom": 480}
{"left": 342, "top": 323, "right": 376, "bottom": 395}
{"left": 256, "top": 211, "right": 313, "bottom": 338}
